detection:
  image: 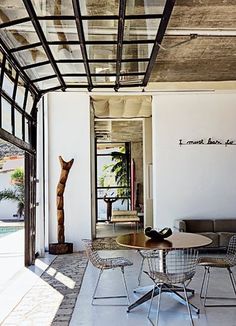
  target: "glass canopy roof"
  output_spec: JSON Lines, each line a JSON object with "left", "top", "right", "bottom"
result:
{"left": 0, "top": 0, "right": 175, "bottom": 95}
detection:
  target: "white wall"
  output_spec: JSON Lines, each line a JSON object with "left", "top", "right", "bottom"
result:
{"left": 143, "top": 117, "right": 153, "bottom": 226}
{"left": 152, "top": 92, "right": 236, "bottom": 229}
{"left": 48, "top": 92, "right": 91, "bottom": 251}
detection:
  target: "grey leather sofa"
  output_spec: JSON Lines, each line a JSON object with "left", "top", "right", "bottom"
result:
{"left": 174, "top": 218, "right": 236, "bottom": 250}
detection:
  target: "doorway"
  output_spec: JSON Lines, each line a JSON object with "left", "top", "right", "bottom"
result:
{"left": 91, "top": 95, "right": 152, "bottom": 238}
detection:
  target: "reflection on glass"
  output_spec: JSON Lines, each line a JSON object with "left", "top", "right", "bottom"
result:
{"left": 2, "top": 74, "right": 14, "bottom": 98}
{"left": 25, "top": 92, "right": 34, "bottom": 114}
{"left": 25, "top": 64, "right": 55, "bottom": 80}
{"left": 50, "top": 44, "right": 82, "bottom": 60}
{"left": 25, "top": 118, "right": 29, "bottom": 143}
{"left": 83, "top": 20, "right": 118, "bottom": 41}
{"left": 63, "top": 76, "right": 88, "bottom": 84}
{"left": 0, "top": 1, "right": 28, "bottom": 23}
{"left": 13, "top": 46, "right": 47, "bottom": 67}
{"left": 87, "top": 44, "right": 117, "bottom": 60}
{"left": 126, "top": 0, "right": 166, "bottom": 15}
{"left": 119, "top": 74, "right": 144, "bottom": 84}
{"left": 80, "top": 0, "right": 119, "bottom": 16}
{"left": 1, "top": 22, "right": 40, "bottom": 49}
{"left": 122, "top": 43, "right": 152, "bottom": 59}
{"left": 58, "top": 63, "right": 86, "bottom": 74}
{"left": 37, "top": 77, "right": 60, "bottom": 90}
{"left": 92, "top": 75, "right": 115, "bottom": 85}
{"left": 90, "top": 62, "right": 116, "bottom": 75}
{"left": 121, "top": 61, "right": 148, "bottom": 74}
{"left": 39, "top": 20, "right": 78, "bottom": 42}
{"left": 123, "top": 19, "right": 161, "bottom": 41}
{"left": 32, "top": 0, "right": 74, "bottom": 16}
{"left": 1, "top": 98, "right": 12, "bottom": 133}
{"left": 15, "top": 77, "right": 26, "bottom": 108}
{"left": 15, "top": 110, "right": 22, "bottom": 139}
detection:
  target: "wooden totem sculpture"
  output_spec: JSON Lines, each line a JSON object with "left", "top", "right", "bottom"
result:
{"left": 57, "top": 156, "right": 74, "bottom": 244}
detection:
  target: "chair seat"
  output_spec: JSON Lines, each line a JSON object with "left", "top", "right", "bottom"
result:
{"left": 99, "top": 257, "right": 133, "bottom": 269}
{"left": 149, "top": 270, "right": 195, "bottom": 284}
{"left": 198, "top": 257, "right": 233, "bottom": 268}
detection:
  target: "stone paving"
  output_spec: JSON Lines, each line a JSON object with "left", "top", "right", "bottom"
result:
{"left": 2, "top": 252, "right": 88, "bottom": 326}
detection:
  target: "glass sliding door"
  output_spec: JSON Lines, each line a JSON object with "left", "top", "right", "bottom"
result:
{"left": 96, "top": 142, "right": 131, "bottom": 222}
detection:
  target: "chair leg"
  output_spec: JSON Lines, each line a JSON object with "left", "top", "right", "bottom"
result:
{"left": 148, "top": 284, "right": 161, "bottom": 325}
{"left": 92, "top": 269, "right": 103, "bottom": 305}
{"left": 138, "top": 256, "right": 145, "bottom": 286}
{"left": 228, "top": 267, "right": 236, "bottom": 295}
{"left": 200, "top": 266, "right": 207, "bottom": 299}
{"left": 183, "top": 283, "right": 194, "bottom": 326}
{"left": 121, "top": 266, "right": 130, "bottom": 304}
{"left": 155, "top": 284, "right": 162, "bottom": 326}
{"left": 203, "top": 266, "right": 211, "bottom": 307}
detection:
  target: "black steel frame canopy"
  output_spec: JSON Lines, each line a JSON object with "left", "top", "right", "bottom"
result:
{"left": 0, "top": 0, "right": 176, "bottom": 98}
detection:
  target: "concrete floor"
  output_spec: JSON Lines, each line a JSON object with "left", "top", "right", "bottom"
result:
{"left": 1, "top": 229, "right": 236, "bottom": 325}
{"left": 71, "top": 249, "right": 236, "bottom": 326}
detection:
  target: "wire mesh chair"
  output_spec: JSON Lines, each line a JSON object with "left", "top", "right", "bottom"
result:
{"left": 198, "top": 234, "right": 236, "bottom": 307}
{"left": 82, "top": 239, "right": 133, "bottom": 306}
{"left": 138, "top": 250, "right": 159, "bottom": 286}
{"left": 145, "top": 248, "right": 198, "bottom": 326}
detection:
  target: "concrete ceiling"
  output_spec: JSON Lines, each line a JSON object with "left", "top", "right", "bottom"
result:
{"left": 150, "top": 0, "right": 236, "bottom": 83}
{"left": 95, "top": 120, "right": 143, "bottom": 142}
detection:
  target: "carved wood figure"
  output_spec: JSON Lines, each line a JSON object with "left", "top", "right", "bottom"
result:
{"left": 57, "top": 156, "right": 74, "bottom": 244}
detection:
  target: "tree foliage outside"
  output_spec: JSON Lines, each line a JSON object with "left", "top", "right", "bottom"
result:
{"left": 0, "top": 168, "right": 24, "bottom": 218}
{"left": 100, "top": 145, "right": 130, "bottom": 200}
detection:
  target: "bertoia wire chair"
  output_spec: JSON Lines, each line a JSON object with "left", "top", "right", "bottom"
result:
{"left": 145, "top": 248, "right": 198, "bottom": 326}
{"left": 198, "top": 234, "right": 236, "bottom": 307}
{"left": 82, "top": 239, "right": 133, "bottom": 305}
{"left": 138, "top": 250, "right": 159, "bottom": 286}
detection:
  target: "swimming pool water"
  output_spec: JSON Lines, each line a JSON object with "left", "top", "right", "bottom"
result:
{"left": 0, "top": 226, "right": 24, "bottom": 238}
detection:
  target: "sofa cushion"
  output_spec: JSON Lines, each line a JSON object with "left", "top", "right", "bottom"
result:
{"left": 214, "top": 219, "right": 236, "bottom": 232}
{"left": 218, "top": 232, "right": 236, "bottom": 248}
{"left": 184, "top": 219, "right": 214, "bottom": 233}
{"left": 198, "top": 232, "right": 219, "bottom": 248}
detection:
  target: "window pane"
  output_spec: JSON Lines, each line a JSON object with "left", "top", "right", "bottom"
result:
{"left": 81, "top": 0, "right": 119, "bottom": 15}
{"left": 50, "top": 45, "right": 83, "bottom": 60}
{"left": 126, "top": 1, "right": 166, "bottom": 15}
{"left": 83, "top": 20, "right": 118, "bottom": 41}
{"left": 15, "top": 110, "right": 22, "bottom": 139}
{"left": 121, "top": 61, "right": 148, "bottom": 74}
{"left": 2, "top": 74, "right": 14, "bottom": 98}
{"left": 1, "top": 21, "right": 40, "bottom": 50}
{"left": 123, "top": 19, "right": 161, "bottom": 41}
{"left": 1, "top": 98, "right": 12, "bottom": 133}
{"left": 40, "top": 20, "right": 78, "bottom": 42}
{"left": 25, "top": 64, "right": 55, "bottom": 80}
{"left": 87, "top": 44, "right": 117, "bottom": 60}
{"left": 32, "top": 0, "right": 74, "bottom": 15}
{"left": 25, "top": 119, "right": 29, "bottom": 143}
{"left": 63, "top": 76, "right": 88, "bottom": 84}
{"left": 13, "top": 46, "right": 47, "bottom": 67}
{"left": 15, "top": 77, "right": 26, "bottom": 108}
{"left": 58, "top": 63, "right": 85, "bottom": 74}
{"left": 25, "top": 93, "right": 34, "bottom": 114}
{"left": 0, "top": 0, "right": 28, "bottom": 23}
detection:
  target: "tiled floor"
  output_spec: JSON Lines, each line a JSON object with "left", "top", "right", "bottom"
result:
{"left": 71, "top": 249, "right": 236, "bottom": 326}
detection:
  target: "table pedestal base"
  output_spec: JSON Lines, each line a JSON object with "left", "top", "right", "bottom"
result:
{"left": 127, "top": 284, "right": 199, "bottom": 314}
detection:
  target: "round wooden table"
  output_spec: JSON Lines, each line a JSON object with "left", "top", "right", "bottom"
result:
{"left": 116, "top": 232, "right": 212, "bottom": 250}
{"left": 116, "top": 232, "right": 212, "bottom": 313}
